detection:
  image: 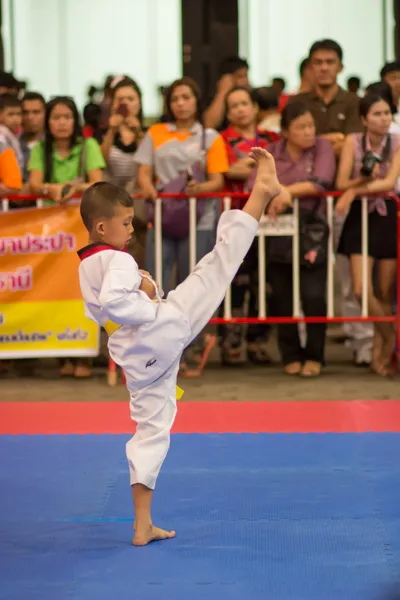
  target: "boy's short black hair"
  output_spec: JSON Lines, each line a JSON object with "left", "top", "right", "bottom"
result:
{"left": 80, "top": 182, "right": 134, "bottom": 231}
{"left": 0, "top": 94, "right": 21, "bottom": 111}
{"left": 309, "top": 39, "right": 343, "bottom": 62}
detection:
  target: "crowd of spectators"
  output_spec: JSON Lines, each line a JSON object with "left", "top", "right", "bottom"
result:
{"left": 2, "top": 38, "right": 400, "bottom": 380}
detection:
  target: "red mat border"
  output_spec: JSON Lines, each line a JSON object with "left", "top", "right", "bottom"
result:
{"left": 1, "top": 400, "right": 400, "bottom": 434}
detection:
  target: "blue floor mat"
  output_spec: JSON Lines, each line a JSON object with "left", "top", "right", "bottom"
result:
{"left": 1, "top": 433, "right": 400, "bottom": 600}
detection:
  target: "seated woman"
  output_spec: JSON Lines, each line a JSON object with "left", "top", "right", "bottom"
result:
{"left": 266, "top": 101, "right": 336, "bottom": 377}
{"left": 219, "top": 86, "right": 279, "bottom": 365}
{"left": 134, "top": 77, "right": 228, "bottom": 374}
{"left": 28, "top": 96, "right": 105, "bottom": 377}
{"left": 336, "top": 91, "right": 400, "bottom": 376}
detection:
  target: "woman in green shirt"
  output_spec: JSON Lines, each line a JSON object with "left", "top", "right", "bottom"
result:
{"left": 29, "top": 96, "right": 105, "bottom": 203}
{"left": 28, "top": 96, "right": 105, "bottom": 378}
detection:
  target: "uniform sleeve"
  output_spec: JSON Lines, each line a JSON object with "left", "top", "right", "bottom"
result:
{"left": 206, "top": 133, "right": 229, "bottom": 174}
{"left": 84, "top": 137, "right": 106, "bottom": 172}
{"left": 133, "top": 130, "right": 155, "bottom": 167}
{"left": 28, "top": 141, "right": 44, "bottom": 172}
{"left": 0, "top": 145, "right": 22, "bottom": 189}
{"left": 98, "top": 251, "right": 157, "bottom": 326}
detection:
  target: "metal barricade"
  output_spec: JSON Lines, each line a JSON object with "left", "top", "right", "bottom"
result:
{"left": 2, "top": 192, "right": 400, "bottom": 385}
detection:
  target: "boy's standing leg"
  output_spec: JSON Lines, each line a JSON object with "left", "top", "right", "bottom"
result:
{"left": 130, "top": 148, "right": 280, "bottom": 547}
{"left": 129, "top": 361, "right": 180, "bottom": 546}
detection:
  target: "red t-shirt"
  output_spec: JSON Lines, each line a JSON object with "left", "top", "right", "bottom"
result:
{"left": 221, "top": 125, "right": 280, "bottom": 207}
{"left": 82, "top": 125, "right": 94, "bottom": 139}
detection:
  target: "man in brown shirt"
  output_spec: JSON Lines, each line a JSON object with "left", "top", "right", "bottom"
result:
{"left": 293, "top": 39, "right": 371, "bottom": 366}
{"left": 293, "top": 39, "right": 363, "bottom": 157}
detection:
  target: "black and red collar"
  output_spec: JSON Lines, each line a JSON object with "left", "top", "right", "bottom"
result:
{"left": 77, "top": 242, "right": 125, "bottom": 261}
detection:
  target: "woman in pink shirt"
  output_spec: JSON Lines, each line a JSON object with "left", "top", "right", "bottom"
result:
{"left": 336, "top": 91, "right": 400, "bottom": 376}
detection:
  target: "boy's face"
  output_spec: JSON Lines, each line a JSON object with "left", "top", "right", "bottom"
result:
{"left": 94, "top": 205, "right": 134, "bottom": 250}
{"left": 1, "top": 105, "right": 22, "bottom": 133}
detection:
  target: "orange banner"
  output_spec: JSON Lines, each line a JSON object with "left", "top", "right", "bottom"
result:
{"left": 0, "top": 203, "right": 99, "bottom": 358}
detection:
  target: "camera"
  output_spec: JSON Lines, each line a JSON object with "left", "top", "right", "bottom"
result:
{"left": 360, "top": 151, "right": 383, "bottom": 176}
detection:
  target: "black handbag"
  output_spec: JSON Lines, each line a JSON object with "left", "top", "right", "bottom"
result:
{"left": 266, "top": 201, "right": 329, "bottom": 268}
{"left": 298, "top": 205, "right": 329, "bottom": 268}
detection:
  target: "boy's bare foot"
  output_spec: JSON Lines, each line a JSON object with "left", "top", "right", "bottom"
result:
{"left": 132, "top": 525, "right": 176, "bottom": 546}
{"left": 249, "top": 147, "right": 281, "bottom": 199}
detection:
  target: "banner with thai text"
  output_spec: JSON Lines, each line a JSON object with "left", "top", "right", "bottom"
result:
{"left": 0, "top": 203, "right": 100, "bottom": 358}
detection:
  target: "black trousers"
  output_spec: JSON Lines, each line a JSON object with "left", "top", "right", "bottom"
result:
{"left": 218, "top": 240, "right": 270, "bottom": 347}
{"left": 268, "top": 262, "right": 327, "bottom": 365}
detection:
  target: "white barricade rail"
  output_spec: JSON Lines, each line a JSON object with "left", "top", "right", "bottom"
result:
{"left": 2, "top": 192, "right": 400, "bottom": 385}
{"left": 152, "top": 194, "right": 376, "bottom": 326}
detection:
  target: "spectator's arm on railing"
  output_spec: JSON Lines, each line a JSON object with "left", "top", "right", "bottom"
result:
{"left": 28, "top": 169, "right": 46, "bottom": 197}
{"left": 349, "top": 145, "right": 400, "bottom": 195}
{"left": 186, "top": 173, "right": 224, "bottom": 197}
{"left": 336, "top": 135, "right": 369, "bottom": 191}
{"left": 137, "top": 164, "right": 157, "bottom": 200}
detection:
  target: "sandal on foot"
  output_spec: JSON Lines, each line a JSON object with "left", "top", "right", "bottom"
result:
{"left": 300, "top": 361, "right": 321, "bottom": 378}
{"left": 283, "top": 362, "right": 302, "bottom": 375}
{"left": 60, "top": 361, "right": 75, "bottom": 377}
{"left": 74, "top": 365, "right": 92, "bottom": 378}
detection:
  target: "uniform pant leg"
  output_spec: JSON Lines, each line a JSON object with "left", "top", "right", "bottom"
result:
{"left": 125, "top": 359, "right": 180, "bottom": 490}
{"left": 167, "top": 210, "right": 259, "bottom": 345}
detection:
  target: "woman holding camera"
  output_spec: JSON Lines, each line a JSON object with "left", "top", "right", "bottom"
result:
{"left": 336, "top": 92, "right": 400, "bottom": 376}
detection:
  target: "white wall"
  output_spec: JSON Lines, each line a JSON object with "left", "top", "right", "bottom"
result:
{"left": 239, "top": 0, "right": 395, "bottom": 93}
{"left": 2, "top": 0, "right": 396, "bottom": 112}
{"left": 3, "top": 0, "right": 182, "bottom": 115}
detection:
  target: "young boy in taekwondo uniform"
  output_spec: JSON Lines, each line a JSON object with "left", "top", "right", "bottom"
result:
{"left": 77, "top": 147, "right": 281, "bottom": 546}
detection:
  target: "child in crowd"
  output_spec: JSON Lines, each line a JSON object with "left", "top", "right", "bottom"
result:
{"left": 77, "top": 148, "right": 281, "bottom": 546}
{"left": 0, "top": 94, "right": 23, "bottom": 195}
{"left": 0, "top": 94, "right": 23, "bottom": 171}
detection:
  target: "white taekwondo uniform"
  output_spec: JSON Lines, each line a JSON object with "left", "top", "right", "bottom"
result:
{"left": 78, "top": 209, "right": 259, "bottom": 489}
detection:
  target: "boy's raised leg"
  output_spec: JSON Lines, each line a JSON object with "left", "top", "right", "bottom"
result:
{"left": 167, "top": 148, "right": 281, "bottom": 344}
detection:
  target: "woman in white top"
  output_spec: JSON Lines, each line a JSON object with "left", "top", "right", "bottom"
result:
{"left": 101, "top": 76, "right": 144, "bottom": 189}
